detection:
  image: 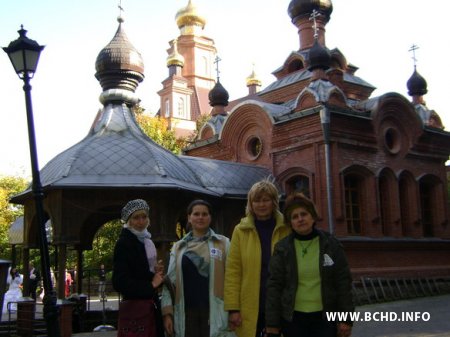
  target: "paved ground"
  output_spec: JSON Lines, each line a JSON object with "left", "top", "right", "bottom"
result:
{"left": 351, "top": 294, "right": 450, "bottom": 337}
{"left": 3, "top": 294, "right": 450, "bottom": 336}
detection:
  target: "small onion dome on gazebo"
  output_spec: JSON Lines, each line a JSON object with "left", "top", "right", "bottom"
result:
{"left": 288, "top": 0, "right": 333, "bottom": 22}
{"left": 208, "top": 81, "right": 229, "bottom": 107}
{"left": 95, "top": 16, "right": 144, "bottom": 102}
{"left": 246, "top": 69, "right": 262, "bottom": 87}
{"left": 175, "top": 0, "right": 206, "bottom": 30}
{"left": 166, "top": 39, "right": 185, "bottom": 68}
{"left": 308, "top": 39, "right": 331, "bottom": 71}
{"left": 407, "top": 67, "right": 428, "bottom": 96}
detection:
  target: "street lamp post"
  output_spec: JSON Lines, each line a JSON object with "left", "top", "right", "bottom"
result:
{"left": 3, "top": 26, "right": 60, "bottom": 337}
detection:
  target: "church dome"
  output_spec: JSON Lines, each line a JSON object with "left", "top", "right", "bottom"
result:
{"left": 407, "top": 68, "right": 428, "bottom": 96}
{"left": 175, "top": 0, "right": 206, "bottom": 30}
{"left": 246, "top": 69, "right": 262, "bottom": 87}
{"left": 209, "top": 81, "right": 229, "bottom": 107}
{"left": 95, "top": 18, "right": 144, "bottom": 93}
{"left": 166, "top": 39, "right": 185, "bottom": 67}
{"left": 288, "top": 0, "right": 333, "bottom": 22}
{"left": 308, "top": 39, "right": 331, "bottom": 71}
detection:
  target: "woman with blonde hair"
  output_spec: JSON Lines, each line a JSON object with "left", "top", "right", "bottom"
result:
{"left": 224, "top": 180, "right": 291, "bottom": 337}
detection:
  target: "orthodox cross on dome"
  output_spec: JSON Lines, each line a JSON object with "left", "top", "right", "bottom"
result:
{"left": 309, "top": 9, "right": 321, "bottom": 40}
{"left": 118, "top": 0, "right": 125, "bottom": 22}
{"left": 409, "top": 44, "right": 419, "bottom": 69}
{"left": 214, "top": 55, "right": 222, "bottom": 81}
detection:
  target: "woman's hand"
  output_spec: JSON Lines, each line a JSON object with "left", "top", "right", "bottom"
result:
{"left": 228, "top": 311, "right": 242, "bottom": 331}
{"left": 163, "top": 314, "right": 174, "bottom": 336}
{"left": 155, "top": 259, "right": 164, "bottom": 273}
{"left": 337, "top": 322, "right": 352, "bottom": 337}
{"left": 151, "top": 271, "right": 164, "bottom": 288}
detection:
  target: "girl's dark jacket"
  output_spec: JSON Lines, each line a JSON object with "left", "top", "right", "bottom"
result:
{"left": 265, "top": 230, "right": 354, "bottom": 327}
{"left": 112, "top": 227, "right": 159, "bottom": 300}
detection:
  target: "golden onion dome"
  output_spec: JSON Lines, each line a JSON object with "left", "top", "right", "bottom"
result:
{"left": 175, "top": 0, "right": 206, "bottom": 30}
{"left": 166, "top": 39, "right": 185, "bottom": 67}
{"left": 246, "top": 68, "right": 262, "bottom": 87}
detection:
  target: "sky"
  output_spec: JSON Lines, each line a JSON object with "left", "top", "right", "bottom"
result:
{"left": 0, "top": 0, "right": 448, "bottom": 177}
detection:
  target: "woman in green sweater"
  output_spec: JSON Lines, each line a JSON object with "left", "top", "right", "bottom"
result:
{"left": 265, "top": 193, "right": 353, "bottom": 337}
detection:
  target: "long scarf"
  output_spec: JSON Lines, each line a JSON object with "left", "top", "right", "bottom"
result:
{"left": 125, "top": 225, "right": 157, "bottom": 273}
{"left": 183, "top": 229, "right": 211, "bottom": 277}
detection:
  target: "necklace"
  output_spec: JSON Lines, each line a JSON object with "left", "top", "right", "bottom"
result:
{"left": 299, "top": 239, "right": 314, "bottom": 257}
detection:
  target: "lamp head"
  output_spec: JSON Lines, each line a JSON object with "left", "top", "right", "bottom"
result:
{"left": 3, "top": 26, "right": 45, "bottom": 79}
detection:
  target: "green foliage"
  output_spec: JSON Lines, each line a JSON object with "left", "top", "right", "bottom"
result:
{"left": 83, "top": 220, "right": 122, "bottom": 270}
{"left": 132, "top": 105, "right": 188, "bottom": 154}
{"left": 0, "top": 175, "right": 28, "bottom": 259}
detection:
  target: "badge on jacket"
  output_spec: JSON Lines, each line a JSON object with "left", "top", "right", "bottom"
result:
{"left": 210, "top": 248, "right": 223, "bottom": 260}
{"left": 323, "top": 254, "right": 334, "bottom": 266}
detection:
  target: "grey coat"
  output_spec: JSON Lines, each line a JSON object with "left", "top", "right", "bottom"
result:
{"left": 265, "top": 230, "right": 354, "bottom": 327}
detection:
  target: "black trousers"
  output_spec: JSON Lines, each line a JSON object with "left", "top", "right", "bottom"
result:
{"left": 282, "top": 311, "right": 337, "bottom": 337}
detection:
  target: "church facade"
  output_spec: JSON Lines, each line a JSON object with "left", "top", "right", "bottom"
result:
{"left": 179, "top": 0, "right": 450, "bottom": 278}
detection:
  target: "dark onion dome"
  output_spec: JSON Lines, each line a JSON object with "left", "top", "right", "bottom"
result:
{"left": 407, "top": 68, "right": 428, "bottom": 96}
{"left": 208, "top": 81, "right": 229, "bottom": 107}
{"left": 95, "top": 18, "right": 144, "bottom": 93}
{"left": 288, "top": 0, "right": 333, "bottom": 22}
{"left": 308, "top": 39, "right": 331, "bottom": 71}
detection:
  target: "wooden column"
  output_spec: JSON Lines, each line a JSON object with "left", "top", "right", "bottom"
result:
{"left": 57, "top": 244, "right": 67, "bottom": 299}
{"left": 76, "top": 248, "right": 83, "bottom": 294}
{"left": 22, "top": 248, "right": 30, "bottom": 297}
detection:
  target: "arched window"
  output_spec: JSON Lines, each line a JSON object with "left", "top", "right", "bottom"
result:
{"left": 419, "top": 175, "right": 442, "bottom": 238}
{"left": 344, "top": 175, "right": 362, "bottom": 235}
{"left": 165, "top": 99, "right": 170, "bottom": 117}
{"left": 286, "top": 175, "right": 310, "bottom": 197}
{"left": 177, "top": 97, "right": 185, "bottom": 119}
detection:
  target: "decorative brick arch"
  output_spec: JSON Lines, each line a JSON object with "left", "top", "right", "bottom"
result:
{"left": 219, "top": 104, "right": 274, "bottom": 166}
{"left": 199, "top": 123, "right": 214, "bottom": 140}
{"left": 277, "top": 166, "right": 315, "bottom": 199}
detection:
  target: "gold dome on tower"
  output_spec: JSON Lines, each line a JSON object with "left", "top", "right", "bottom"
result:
{"left": 166, "top": 39, "right": 185, "bottom": 67}
{"left": 175, "top": 0, "right": 206, "bottom": 32}
{"left": 246, "top": 69, "right": 262, "bottom": 87}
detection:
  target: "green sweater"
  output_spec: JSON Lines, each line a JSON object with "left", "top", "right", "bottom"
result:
{"left": 294, "top": 237, "right": 322, "bottom": 312}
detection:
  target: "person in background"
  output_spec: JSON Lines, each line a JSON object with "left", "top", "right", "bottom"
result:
{"left": 29, "top": 262, "right": 41, "bottom": 300}
{"left": 113, "top": 199, "right": 165, "bottom": 337}
{"left": 224, "top": 180, "right": 291, "bottom": 337}
{"left": 161, "top": 199, "right": 234, "bottom": 337}
{"left": 2, "top": 267, "right": 23, "bottom": 313}
{"left": 98, "top": 264, "right": 107, "bottom": 301}
{"left": 65, "top": 269, "right": 73, "bottom": 298}
{"left": 265, "top": 193, "right": 353, "bottom": 337}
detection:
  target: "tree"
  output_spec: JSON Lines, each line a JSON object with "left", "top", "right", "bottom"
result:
{"left": 83, "top": 220, "right": 122, "bottom": 270}
{"left": 132, "top": 105, "right": 188, "bottom": 154}
{"left": 0, "top": 175, "right": 28, "bottom": 259}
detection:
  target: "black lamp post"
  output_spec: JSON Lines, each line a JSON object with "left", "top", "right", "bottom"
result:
{"left": 3, "top": 26, "right": 60, "bottom": 337}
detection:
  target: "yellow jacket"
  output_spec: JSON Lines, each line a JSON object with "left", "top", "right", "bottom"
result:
{"left": 224, "top": 211, "right": 291, "bottom": 337}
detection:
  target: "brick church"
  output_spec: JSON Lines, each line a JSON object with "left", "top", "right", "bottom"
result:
{"left": 161, "top": 0, "right": 450, "bottom": 278}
